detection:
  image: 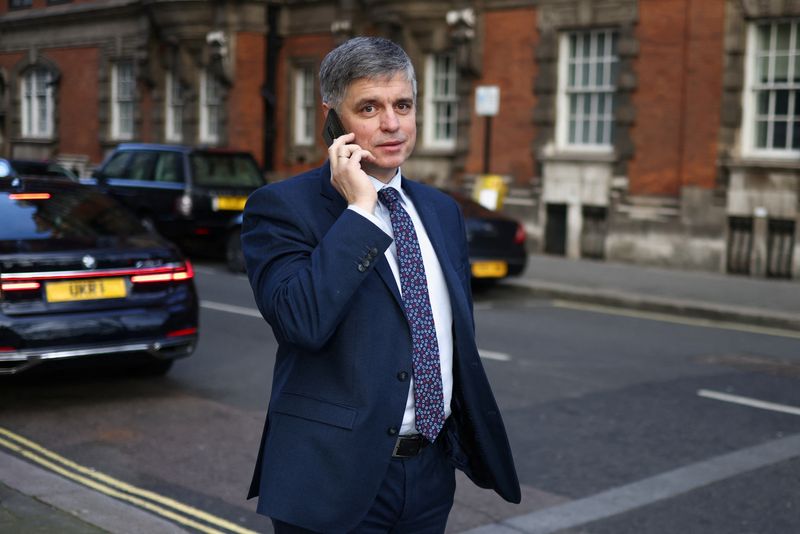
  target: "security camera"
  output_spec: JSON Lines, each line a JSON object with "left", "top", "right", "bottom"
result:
{"left": 206, "top": 31, "right": 226, "bottom": 47}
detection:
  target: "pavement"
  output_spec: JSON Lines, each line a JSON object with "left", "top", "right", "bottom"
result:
{"left": 2, "top": 253, "right": 798, "bottom": 534}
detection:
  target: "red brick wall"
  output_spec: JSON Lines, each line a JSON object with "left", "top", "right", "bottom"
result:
{"left": 628, "top": 0, "right": 725, "bottom": 196}
{"left": 274, "top": 33, "right": 335, "bottom": 177}
{"left": 680, "top": 0, "right": 725, "bottom": 189}
{"left": 139, "top": 79, "right": 153, "bottom": 144}
{"left": 465, "top": 7, "right": 538, "bottom": 186}
{"left": 44, "top": 47, "right": 102, "bottom": 163}
{"left": 228, "top": 31, "right": 266, "bottom": 166}
{"left": 0, "top": 51, "right": 25, "bottom": 77}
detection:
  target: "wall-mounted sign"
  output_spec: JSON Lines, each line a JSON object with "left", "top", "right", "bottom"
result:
{"left": 475, "top": 85, "right": 500, "bottom": 116}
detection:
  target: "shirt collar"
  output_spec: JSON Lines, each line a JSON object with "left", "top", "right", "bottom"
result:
{"left": 370, "top": 169, "right": 406, "bottom": 204}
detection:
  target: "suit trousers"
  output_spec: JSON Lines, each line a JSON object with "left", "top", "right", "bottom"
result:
{"left": 272, "top": 438, "right": 456, "bottom": 533}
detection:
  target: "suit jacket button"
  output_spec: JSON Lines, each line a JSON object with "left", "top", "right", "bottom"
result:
{"left": 370, "top": 247, "right": 378, "bottom": 257}
{"left": 358, "top": 264, "right": 366, "bottom": 273}
{"left": 363, "top": 259, "right": 370, "bottom": 267}
{"left": 397, "top": 371, "right": 408, "bottom": 382}
{"left": 387, "top": 427, "right": 399, "bottom": 436}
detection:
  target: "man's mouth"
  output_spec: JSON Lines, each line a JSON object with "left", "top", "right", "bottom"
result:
{"left": 377, "top": 139, "right": 405, "bottom": 148}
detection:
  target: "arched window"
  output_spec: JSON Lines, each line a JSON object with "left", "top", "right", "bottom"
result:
{"left": 20, "top": 67, "right": 55, "bottom": 139}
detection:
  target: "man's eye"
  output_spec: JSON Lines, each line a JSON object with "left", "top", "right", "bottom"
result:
{"left": 362, "top": 105, "right": 376, "bottom": 113}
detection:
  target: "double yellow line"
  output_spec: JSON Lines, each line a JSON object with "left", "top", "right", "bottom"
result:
{"left": 0, "top": 427, "right": 260, "bottom": 534}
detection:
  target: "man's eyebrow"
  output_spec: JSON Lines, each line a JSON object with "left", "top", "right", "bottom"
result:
{"left": 353, "top": 96, "right": 414, "bottom": 108}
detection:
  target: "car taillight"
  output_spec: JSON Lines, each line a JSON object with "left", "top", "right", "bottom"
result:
{"left": 167, "top": 327, "right": 198, "bottom": 338}
{"left": 130, "top": 260, "right": 194, "bottom": 284}
{"left": 176, "top": 194, "right": 193, "bottom": 217}
{"left": 1, "top": 281, "right": 42, "bottom": 291}
{"left": 8, "top": 193, "right": 51, "bottom": 201}
{"left": 513, "top": 223, "right": 526, "bottom": 245}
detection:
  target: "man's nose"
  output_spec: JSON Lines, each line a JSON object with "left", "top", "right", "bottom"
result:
{"left": 380, "top": 109, "right": 400, "bottom": 131}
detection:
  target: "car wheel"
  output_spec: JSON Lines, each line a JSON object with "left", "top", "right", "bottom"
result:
{"left": 226, "top": 228, "right": 246, "bottom": 273}
{"left": 135, "top": 358, "right": 174, "bottom": 376}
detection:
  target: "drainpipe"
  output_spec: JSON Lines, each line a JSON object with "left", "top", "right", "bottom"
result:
{"left": 262, "top": 2, "right": 282, "bottom": 173}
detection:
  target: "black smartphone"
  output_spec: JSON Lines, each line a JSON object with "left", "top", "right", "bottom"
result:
{"left": 322, "top": 109, "right": 347, "bottom": 147}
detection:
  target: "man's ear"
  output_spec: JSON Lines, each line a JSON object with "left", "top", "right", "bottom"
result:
{"left": 322, "top": 103, "right": 331, "bottom": 119}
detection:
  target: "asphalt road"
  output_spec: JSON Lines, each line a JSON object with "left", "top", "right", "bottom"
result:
{"left": 1, "top": 262, "right": 799, "bottom": 534}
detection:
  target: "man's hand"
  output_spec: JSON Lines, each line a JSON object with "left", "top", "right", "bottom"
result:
{"left": 329, "top": 132, "right": 378, "bottom": 212}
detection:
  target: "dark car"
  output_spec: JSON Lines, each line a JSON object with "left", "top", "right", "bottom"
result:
{"left": 0, "top": 159, "right": 198, "bottom": 375}
{"left": 226, "top": 187, "right": 527, "bottom": 279}
{"left": 448, "top": 190, "right": 527, "bottom": 279}
{"left": 6, "top": 159, "right": 79, "bottom": 181}
{"left": 88, "top": 143, "right": 266, "bottom": 256}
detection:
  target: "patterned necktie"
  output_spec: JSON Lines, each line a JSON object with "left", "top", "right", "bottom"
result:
{"left": 378, "top": 186, "right": 445, "bottom": 442}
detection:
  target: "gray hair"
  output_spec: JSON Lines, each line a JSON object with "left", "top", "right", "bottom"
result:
{"left": 319, "top": 37, "right": 417, "bottom": 109}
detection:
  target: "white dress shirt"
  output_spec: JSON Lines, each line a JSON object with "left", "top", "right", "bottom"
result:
{"left": 347, "top": 169, "right": 454, "bottom": 436}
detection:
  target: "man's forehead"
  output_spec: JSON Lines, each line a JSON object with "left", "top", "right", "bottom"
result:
{"left": 344, "top": 74, "right": 414, "bottom": 100}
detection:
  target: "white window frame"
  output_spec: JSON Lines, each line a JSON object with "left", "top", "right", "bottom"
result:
{"left": 556, "top": 29, "right": 618, "bottom": 153}
{"left": 292, "top": 66, "right": 315, "bottom": 146}
{"left": 423, "top": 53, "right": 458, "bottom": 150}
{"left": 111, "top": 60, "right": 135, "bottom": 140}
{"left": 20, "top": 68, "right": 54, "bottom": 139}
{"left": 199, "top": 69, "right": 222, "bottom": 145}
{"left": 165, "top": 71, "right": 184, "bottom": 143}
{"left": 741, "top": 20, "right": 800, "bottom": 159}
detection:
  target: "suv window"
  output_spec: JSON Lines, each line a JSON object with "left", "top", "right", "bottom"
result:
{"left": 190, "top": 153, "right": 262, "bottom": 188}
{"left": 128, "top": 152, "right": 159, "bottom": 181}
{"left": 102, "top": 152, "right": 132, "bottom": 177}
{"left": 153, "top": 152, "right": 182, "bottom": 183}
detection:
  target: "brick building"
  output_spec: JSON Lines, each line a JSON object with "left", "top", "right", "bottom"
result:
{"left": 1, "top": 0, "right": 798, "bottom": 277}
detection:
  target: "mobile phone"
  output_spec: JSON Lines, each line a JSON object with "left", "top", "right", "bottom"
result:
{"left": 322, "top": 109, "right": 347, "bottom": 147}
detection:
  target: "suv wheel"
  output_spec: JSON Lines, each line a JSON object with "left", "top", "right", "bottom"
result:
{"left": 226, "top": 228, "right": 245, "bottom": 273}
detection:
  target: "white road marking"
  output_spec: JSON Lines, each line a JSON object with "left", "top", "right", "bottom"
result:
{"left": 552, "top": 300, "right": 800, "bottom": 339}
{"left": 478, "top": 349, "right": 512, "bottom": 362}
{"left": 464, "top": 433, "right": 800, "bottom": 534}
{"left": 200, "top": 300, "right": 263, "bottom": 318}
{"left": 698, "top": 389, "right": 800, "bottom": 417}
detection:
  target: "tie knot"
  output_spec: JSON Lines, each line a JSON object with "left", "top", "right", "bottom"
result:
{"left": 377, "top": 187, "right": 401, "bottom": 210}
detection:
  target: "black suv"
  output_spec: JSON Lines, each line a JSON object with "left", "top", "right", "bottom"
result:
{"left": 90, "top": 144, "right": 265, "bottom": 269}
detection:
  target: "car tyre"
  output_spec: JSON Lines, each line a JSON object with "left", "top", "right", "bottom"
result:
{"left": 226, "top": 228, "right": 246, "bottom": 273}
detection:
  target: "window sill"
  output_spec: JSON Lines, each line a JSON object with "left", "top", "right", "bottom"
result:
{"left": 539, "top": 148, "right": 616, "bottom": 164}
{"left": 12, "top": 137, "right": 56, "bottom": 144}
{"left": 725, "top": 156, "right": 800, "bottom": 171}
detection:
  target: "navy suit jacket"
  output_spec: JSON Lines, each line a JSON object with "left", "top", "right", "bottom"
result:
{"left": 242, "top": 164, "right": 520, "bottom": 532}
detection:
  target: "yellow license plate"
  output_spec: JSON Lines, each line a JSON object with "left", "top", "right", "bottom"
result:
{"left": 46, "top": 278, "right": 127, "bottom": 303}
{"left": 471, "top": 261, "right": 508, "bottom": 278}
{"left": 213, "top": 196, "right": 247, "bottom": 211}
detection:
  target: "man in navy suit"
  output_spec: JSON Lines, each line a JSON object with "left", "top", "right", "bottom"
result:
{"left": 242, "top": 36, "right": 520, "bottom": 533}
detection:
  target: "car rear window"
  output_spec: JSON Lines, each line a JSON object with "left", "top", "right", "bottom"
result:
{"left": 11, "top": 160, "right": 75, "bottom": 180}
{"left": 189, "top": 153, "right": 263, "bottom": 188}
{"left": 0, "top": 186, "right": 146, "bottom": 241}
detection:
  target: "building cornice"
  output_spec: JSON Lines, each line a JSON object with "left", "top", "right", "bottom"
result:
{"left": 0, "top": 0, "right": 140, "bottom": 28}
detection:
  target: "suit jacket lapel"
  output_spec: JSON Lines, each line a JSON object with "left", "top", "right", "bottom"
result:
{"left": 319, "top": 164, "right": 404, "bottom": 310}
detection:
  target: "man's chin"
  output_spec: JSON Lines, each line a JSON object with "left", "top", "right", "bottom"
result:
{"left": 363, "top": 160, "right": 401, "bottom": 182}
